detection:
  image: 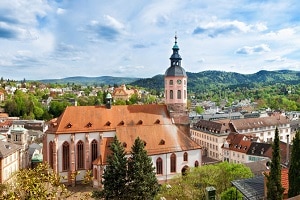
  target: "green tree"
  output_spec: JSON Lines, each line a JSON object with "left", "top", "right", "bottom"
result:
{"left": 220, "top": 187, "right": 243, "bottom": 200}
{"left": 288, "top": 130, "right": 300, "bottom": 197}
{"left": 156, "top": 162, "right": 252, "bottom": 200}
{"left": 195, "top": 106, "right": 204, "bottom": 115}
{"left": 266, "top": 127, "right": 284, "bottom": 200}
{"left": 0, "top": 163, "right": 69, "bottom": 199}
{"left": 100, "top": 136, "right": 128, "bottom": 199}
{"left": 127, "top": 137, "right": 159, "bottom": 199}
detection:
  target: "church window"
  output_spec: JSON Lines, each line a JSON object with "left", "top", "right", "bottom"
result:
{"left": 177, "top": 90, "right": 181, "bottom": 99}
{"left": 49, "top": 141, "right": 54, "bottom": 169}
{"left": 77, "top": 140, "right": 85, "bottom": 169}
{"left": 156, "top": 157, "right": 163, "bottom": 174}
{"left": 183, "top": 152, "right": 188, "bottom": 161}
{"left": 170, "top": 90, "right": 173, "bottom": 99}
{"left": 170, "top": 153, "right": 176, "bottom": 173}
{"left": 62, "top": 141, "right": 70, "bottom": 171}
{"left": 184, "top": 90, "right": 186, "bottom": 99}
{"left": 91, "top": 140, "right": 98, "bottom": 163}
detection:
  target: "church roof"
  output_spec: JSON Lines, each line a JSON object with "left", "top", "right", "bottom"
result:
{"left": 47, "top": 104, "right": 173, "bottom": 134}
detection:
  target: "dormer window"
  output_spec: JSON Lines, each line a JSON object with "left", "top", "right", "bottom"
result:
{"left": 119, "top": 121, "right": 125, "bottom": 126}
{"left": 67, "top": 123, "right": 72, "bottom": 128}
{"left": 143, "top": 141, "right": 147, "bottom": 146}
{"left": 122, "top": 142, "right": 127, "bottom": 148}
{"left": 87, "top": 122, "right": 92, "bottom": 127}
{"left": 137, "top": 120, "right": 143, "bottom": 125}
{"left": 159, "top": 139, "right": 165, "bottom": 145}
{"left": 105, "top": 121, "right": 111, "bottom": 126}
{"left": 155, "top": 119, "right": 160, "bottom": 124}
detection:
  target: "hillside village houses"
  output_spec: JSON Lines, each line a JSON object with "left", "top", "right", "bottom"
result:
{"left": 190, "top": 114, "right": 292, "bottom": 163}
{"left": 43, "top": 36, "right": 202, "bottom": 187}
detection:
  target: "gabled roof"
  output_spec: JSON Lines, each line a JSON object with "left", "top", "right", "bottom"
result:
{"left": 230, "top": 116, "right": 289, "bottom": 131}
{"left": 193, "top": 119, "right": 231, "bottom": 134}
{"left": 247, "top": 142, "right": 272, "bottom": 157}
{"left": 47, "top": 104, "right": 172, "bottom": 134}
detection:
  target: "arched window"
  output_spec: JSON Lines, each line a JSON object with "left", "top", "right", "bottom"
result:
{"left": 183, "top": 152, "right": 188, "bottom": 161}
{"left": 156, "top": 157, "right": 163, "bottom": 174}
{"left": 91, "top": 140, "right": 98, "bottom": 163}
{"left": 49, "top": 141, "right": 54, "bottom": 169}
{"left": 62, "top": 141, "right": 70, "bottom": 171}
{"left": 165, "top": 90, "right": 167, "bottom": 100}
{"left": 170, "top": 90, "right": 173, "bottom": 99}
{"left": 170, "top": 153, "right": 176, "bottom": 173}
{"left": 194, "top": 160, "right": 199, "bottom": 167}
{"left": 77, "top": 140, "right": 84, "bottom": 169}
{"left": 177, "top": 90, "right": 181, "bottom": 99}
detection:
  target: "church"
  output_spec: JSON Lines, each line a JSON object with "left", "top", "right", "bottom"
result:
{"left": 43, "top": 36, "right": 202, "bottom": 187}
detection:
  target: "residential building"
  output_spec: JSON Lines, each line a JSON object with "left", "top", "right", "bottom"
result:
{"left": 230, "top": 115, "right": 291, "bottom": 143}
{"left": 190, "top": 119, "right": 231, "bottom": 161}
{"left": 112, "top": 84, "right": 139, "bottom": 101}
{"left": 0, "top": 141, "right": 21, "bottom": 183}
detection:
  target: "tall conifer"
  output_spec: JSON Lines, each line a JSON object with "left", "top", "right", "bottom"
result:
{"left": 266, "top": 127, "right": 284, "bottom": 200}
{"left": 101, "top": 136, "right": 128, "bottom": 199}
{"left": 288, "top": 130, "right": 300, "bottom": 197}
{"left": 127, "top": 137, "right": 159, "bottom": 199}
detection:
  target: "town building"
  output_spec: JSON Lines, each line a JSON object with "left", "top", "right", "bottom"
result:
{"left": 191, "top": 115, "right": 291, "bottom": 161}
{"left": 43, "top": 36, "right": 202, "bottom": 187}
{"left": 0, "top": 140, "right": 21, "bottom": 183}
{"left": 112, "top": 84, "right": 139, "bottom": 101}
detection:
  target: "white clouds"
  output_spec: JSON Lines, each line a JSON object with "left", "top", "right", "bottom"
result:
{"left": 235, "top": 44, "right": 271, "bottom": 55}
{"left": 0, "top": 0, "right": 300, "bottom": 80}
{"left": 193, "top": 19, "right": 267, "bottom": 37}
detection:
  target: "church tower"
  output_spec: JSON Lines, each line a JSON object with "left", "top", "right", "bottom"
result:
{"left": 165, "top": 35, "right": 189, "bottom": 125}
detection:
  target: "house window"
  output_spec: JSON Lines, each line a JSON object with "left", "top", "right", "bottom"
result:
{"left": 156, "top": 157, "right": 163, "bottom": 174}
{"left": 170, "top": 153, "right": 176, "bottom": 173}
{"left": 183, "top": 152, "right": 188, "bottom": 161}
{"left": 170, "top": 90, "right": 173, "bottom": 99}
{"left": 177, "top": 90, "right": 181, "bottom": 99}
{"left": 169, "top": 80, "right": 173, "bottom": 85}
{"left": 194, "top": 160, "right": 199, "bottom": 167}
{"left": 184, "top": 90, "right": 186, "bottom": 99}
{"left": 49, "top": 141, "right": 54, "bottom": 169}
{"left": 91, "top": 140, "right": 98, "bottom": 163}
{"left": 62, "top": 141, "right": 70, "bottom": 171}
{"left": 77, "top": 140, "right": 84, "bottom": 169}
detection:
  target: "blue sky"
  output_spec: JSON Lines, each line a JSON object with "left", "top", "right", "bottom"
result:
{"left": 0, "top": 0, "right": 300, "bottom": 80}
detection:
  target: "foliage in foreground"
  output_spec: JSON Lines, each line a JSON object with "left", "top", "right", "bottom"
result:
{"left": 0, "top": 162, "right": 69, "bottom": 199}
{"left": 288, "top": 130, "right": 300, "bottom": 198}
{"left": 93, "top": 137, "right": 159, "bottom": 200}
{"left": 155, "top": 162, "right": 253, "bottom": 200}
{"left": 265, "top": 127, "right": 284, "bottom": 200}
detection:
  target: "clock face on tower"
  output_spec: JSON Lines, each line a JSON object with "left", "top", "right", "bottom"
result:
{"left": 177, "top": 79, "right": 182, "bottom": 84}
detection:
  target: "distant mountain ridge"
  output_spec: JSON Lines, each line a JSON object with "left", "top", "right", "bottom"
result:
{"left": 39, "top": 70, "right": 299, "bottom": 92}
